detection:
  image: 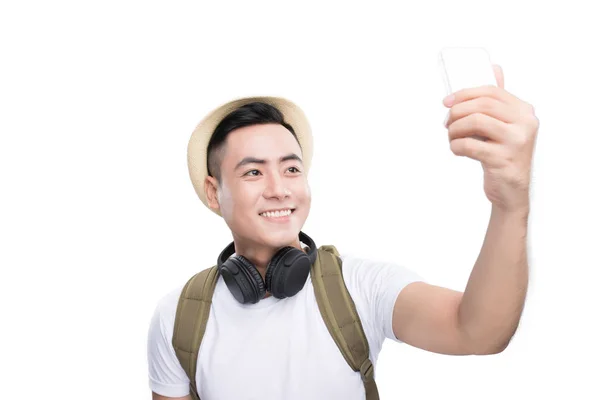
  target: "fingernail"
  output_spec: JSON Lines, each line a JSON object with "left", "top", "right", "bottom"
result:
{"left": 443, "top": 94, "right": 455, "bottom": 106}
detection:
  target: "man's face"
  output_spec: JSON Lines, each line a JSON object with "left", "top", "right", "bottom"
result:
{"left": 210, "top": 123, "right": 311, "bottom": 250}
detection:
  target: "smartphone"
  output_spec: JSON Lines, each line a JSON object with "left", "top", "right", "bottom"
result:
{"left": 438, "top": 47, "right": 497, "bottom": 96}
{"left": 439, "top": 47, "right": 496, "bottom": 141}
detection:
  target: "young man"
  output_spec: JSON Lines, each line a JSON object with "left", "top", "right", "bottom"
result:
{"left": 147, "top": 66, "right": 539, "bottom": 400}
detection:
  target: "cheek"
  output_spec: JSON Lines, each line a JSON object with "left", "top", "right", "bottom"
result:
{"left": 296, "top": 182, "right": 311, "bottom": 204}
{"left": 231, "top": 184, "right": 261, "bottom": 213}
{"left": 220, "top": 183, "right": 252, "bottom": 218}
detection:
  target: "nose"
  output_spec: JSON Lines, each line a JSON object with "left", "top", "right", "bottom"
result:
{"left": 263, "top": 173, "right": 291, "bottom": 200}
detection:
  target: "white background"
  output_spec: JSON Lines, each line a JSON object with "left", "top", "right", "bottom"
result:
{"left": 1, "top": 1, "right": 599, "bottom": 398}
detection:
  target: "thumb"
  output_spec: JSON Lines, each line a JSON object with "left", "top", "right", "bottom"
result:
{"left": 493, "top": 64, "right": 504, "bottom": 89}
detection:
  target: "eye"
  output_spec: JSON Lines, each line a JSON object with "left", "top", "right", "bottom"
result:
{"left": 288, "top": 166, "right": 301, "bottom": 173}
{"left": 244, "top": 169, "right": 261, "bottom": 176}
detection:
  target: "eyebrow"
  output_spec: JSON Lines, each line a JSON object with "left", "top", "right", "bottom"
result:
{"left": 234, "top": 153, "right": 303, "bottom": 171}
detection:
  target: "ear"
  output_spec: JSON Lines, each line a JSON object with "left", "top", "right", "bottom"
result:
{"left": 204, "top": 176, "right": 221, "bottom": 212}
{"left": 492, "top": 64, "right": 504, "bottom": 89}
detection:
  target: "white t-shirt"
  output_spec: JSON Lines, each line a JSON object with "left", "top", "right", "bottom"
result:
{"left": 147, "top": 253, "right": 424, "bottom": 400}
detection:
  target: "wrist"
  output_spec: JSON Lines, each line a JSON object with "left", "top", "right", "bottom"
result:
{"left": 491, "top": 204, "right": 530, "bottom": 222}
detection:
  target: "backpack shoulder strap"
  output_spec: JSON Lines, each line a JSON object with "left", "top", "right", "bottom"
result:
{"left": 311, "top": 245, "right": 380, "bottom": 400}
{"left": 172, "top": 265, "right": 219, "bottom": 400}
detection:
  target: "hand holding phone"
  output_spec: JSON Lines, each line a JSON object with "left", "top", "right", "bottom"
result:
{"left": 439, "top": 47, "right": 498, "bottom": 140}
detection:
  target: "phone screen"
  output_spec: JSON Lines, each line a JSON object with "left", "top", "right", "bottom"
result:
{"left": 439, "top": 47, "right": 497, "bottom": 95}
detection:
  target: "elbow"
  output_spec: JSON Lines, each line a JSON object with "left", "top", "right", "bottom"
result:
{"left": 473, "top": 341, "right": 509, "bottom": 355}
{"left": 462, "top": 320, "right": 520, "bottom": 355}
{"left": 470, "top": 334, "right": 514, "bottom": 355}
{"left": 461, "top": 323, "right": 516, "bottom": 355}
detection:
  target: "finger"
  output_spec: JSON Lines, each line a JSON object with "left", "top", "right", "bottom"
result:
{"left": 493, "top": 64, "right": 504, "bottom": 89}
{"left": 450, "top": 137, "right": 503, "bottom": 166}
{"left": 448, "top": 112, "right": 508, "bottom": 143}
{"left": 445, "top": 96, "right": 516, "bottom": 128}
{"left": 444, "top": 85, "right": 518, "bottom": 107}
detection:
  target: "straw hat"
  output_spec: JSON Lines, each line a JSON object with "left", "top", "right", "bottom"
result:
{"left": 187, "top": 96, "right": 313, "bottom": 216}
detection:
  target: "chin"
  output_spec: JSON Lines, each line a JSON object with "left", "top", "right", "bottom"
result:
{"left": 254, "top": 221, "right": 300, "bottom": 248}
{"left": 261, "top": 229, "right": 299, "bottom": 248}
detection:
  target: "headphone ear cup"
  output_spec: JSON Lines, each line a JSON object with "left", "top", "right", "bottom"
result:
{"left": 265, "top": 247, "right": 311, "bottom": 299}
{"left": 220, "top": 256, "right": 266, "bottom": 304}
{"left": 264, "top": 251, "right": 283, "bottom": 294}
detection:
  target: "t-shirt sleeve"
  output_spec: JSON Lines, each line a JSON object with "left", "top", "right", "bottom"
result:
{"left": 147, "top": 286, "right": 191, "bottom": 398}
{"left": 341, "top": 254, "right": 425, "bottom": 347}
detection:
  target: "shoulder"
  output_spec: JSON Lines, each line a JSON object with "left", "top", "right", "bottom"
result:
{"left": 149, "top": 284, "right": 186, "bottom": 342}
{"left": 339, "top": 252, "right": 424, "bottom": 290}
{"left": 337, "top": 252, "right": 425, "bottom": 343}
{"left": 147, "top": 284, "right": 192, "bottom": 397}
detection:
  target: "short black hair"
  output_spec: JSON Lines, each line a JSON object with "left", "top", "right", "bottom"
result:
{"left": 206, "top": 102, "right": 301, "bottom": 183}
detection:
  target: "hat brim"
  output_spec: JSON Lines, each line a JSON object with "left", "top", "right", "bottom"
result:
{"left": 187, "top": 96, "right": 313, "bottom": 217}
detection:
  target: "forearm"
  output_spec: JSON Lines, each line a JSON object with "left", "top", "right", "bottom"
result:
{"left": 458, "top": 205, "right": 530, "bottom": 354}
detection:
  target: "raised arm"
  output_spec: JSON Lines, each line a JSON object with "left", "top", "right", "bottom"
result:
{"left": 392, "top": 207, "right": 529, "bottom": 355}
{"left": 392, "top": 65, "right": 537, "bottom": 356}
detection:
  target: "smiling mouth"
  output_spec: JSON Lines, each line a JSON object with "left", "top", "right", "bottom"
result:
{"left": 259, "top": 208, "right": 295, "bottom": 219}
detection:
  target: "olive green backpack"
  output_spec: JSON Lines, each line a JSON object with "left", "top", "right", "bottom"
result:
{"left": 172, "top": 245, "right": 379, "bottom": 400}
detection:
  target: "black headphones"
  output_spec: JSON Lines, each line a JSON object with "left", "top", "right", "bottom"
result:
{"left": 217, "top": 231, "right": 317, "bottom": 304}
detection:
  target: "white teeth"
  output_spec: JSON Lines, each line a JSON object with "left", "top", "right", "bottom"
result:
{"left": 260, "top": 209, "right": 292, "bottom": 218}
